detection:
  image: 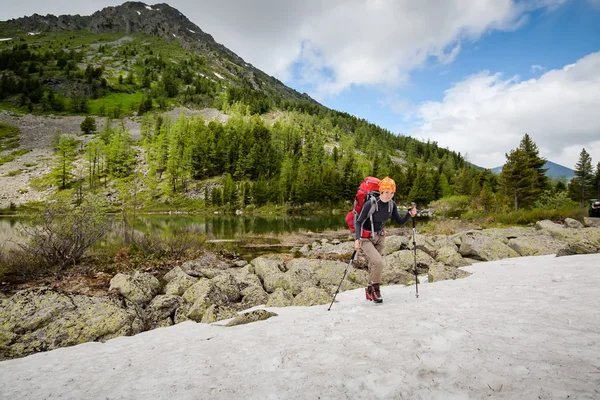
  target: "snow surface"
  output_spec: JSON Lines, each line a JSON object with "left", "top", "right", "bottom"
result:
{"left": 188, "top": 29, "right": 196, "bottom": 33}
{"left": 0, "top": 38, "right": 12, "bottom": 42}
{"left": 136, "top": 11, "right": 141, "bottom": 16}
{"left": 214, "top": 72, "right": 225, "bottom": 79}
{"left": 1, "top": 254, "right": 600, "bottom": 399}
{"left": 145, "top": 5, "right": 153, "bottom": 11}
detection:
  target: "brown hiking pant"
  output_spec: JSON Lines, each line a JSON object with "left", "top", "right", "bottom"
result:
{"left": 360, "top": 234, "right": 385, "bottom": 284}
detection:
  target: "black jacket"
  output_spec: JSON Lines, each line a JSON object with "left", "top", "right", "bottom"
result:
{"left": 355, "top": 197, "right": 411, "bottom": 240}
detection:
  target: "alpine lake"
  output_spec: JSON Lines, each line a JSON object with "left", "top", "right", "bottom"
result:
{"left": 0, "top": 213, "right": 349, "bottom": 261}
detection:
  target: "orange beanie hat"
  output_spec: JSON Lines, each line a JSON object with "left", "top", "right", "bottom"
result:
{"left": 379, "top": 177, "right": 396, "bottom": 193}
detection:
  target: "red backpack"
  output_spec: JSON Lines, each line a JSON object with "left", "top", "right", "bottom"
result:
{"left": 346, "top": 176, "right": 381, "bottom": 237}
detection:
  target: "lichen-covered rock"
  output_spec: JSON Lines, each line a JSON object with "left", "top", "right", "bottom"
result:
{"left": 163, "top": 266, "right": 192, "bottom": 283}
{"left": 481, "top": 227, "right": 538, "bottom": 244}
{"left": 181, "top": 255, "right": 228, "bottom": 277}
{"left": 292, "top": 288, "right": 331, "bottom": 306}
{"left": 584, "top": 217, "right": 600, "bottom": 228}
{"left": 0, "top": 288, "right": 143, "bottom": 359}
{"left": 458, "top": 232, "right": 520, "bottom": 261}
{"left": 428, "top": 264, "right": 472, "bottom": 282}
{"left": 181, "top": 279, "right": 211, "bottom": 304}
{"left": 383, "top": 249, "right": 436, "bottom": 284}
{"left": 266, "top": 289, "right": 294, "bottom": 307}
{"left": 507, "top": 235, "right": 566, "bottom": 256}
{"left": 184, "top": 276, "right": 240, "bottom": 322}
{"left": 383, "top": 235, "right": 409, "bottom": 254}
{"left": 109, "top": 272, "right": 161, "bottom": 305}
{"left": 285, "top": 258, "right": 364, "bottom": 293}
{"left": 226, "top": 310, "right": 278, "bottom": 327}
{"left": 564, "top": 218, "right": 584, "bottom": 229}
{"left": 164, "top": 274, "right": 197, "bottom": 296}
{"left": 240, "top": 286, "right": 269, "bottom": 309}
{"left": 556, "top": 242, "right": 599, "bottom": 257}
{"left": 252, "top": 256, "right": 303, "bottom": 294}
{"left": 201, "top": 304, "right": 238, "bottom": 323}
{"left": 435, "top": 246, "right": 470, "bottom": 268}
{"left": 535, "top": 220, "right": 565, "bottom": 234}
{"left": 306, "top": 240, "right": 354, "bottom": 257}
{"left": 173, "top": 303, "right": 190, "bottom": 324}
{"left": 146, "top": 295, "right": 182, "bottom": 328}
{"left": 211, "top": 274, "right": 242, "bottom": 303}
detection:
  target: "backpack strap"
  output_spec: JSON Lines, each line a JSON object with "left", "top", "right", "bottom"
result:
{"left": 367, "top": 196, "right": 378, "bottom": 238}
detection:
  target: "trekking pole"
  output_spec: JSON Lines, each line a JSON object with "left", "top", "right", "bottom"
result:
{"left": 328, "top": 250, "right": 358, "bottom": 311}
{"left": 410, "top": 202, "right": 419, "bottom": 298}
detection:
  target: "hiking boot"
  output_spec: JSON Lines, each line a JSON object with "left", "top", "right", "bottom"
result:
{"left": 372, "top": 283, "right": 383, "bottom": 303}
{"left": 365, "top": 285, "right": 374, "bottom": 301}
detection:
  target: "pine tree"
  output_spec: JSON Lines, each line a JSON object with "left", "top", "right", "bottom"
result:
{"left": 570, "top": 148, "right": 594, "bottom": 206}
{"left": 52, "top": 134, "right": 80, "bottom": 189}
{"left": 500, "top": 148, "right": 532, "bottom": 211}
{"left": 594, "top": 162, "right": 600, "bottom": 200}
{"left": 518, "top": 133, "right": 548, "bottom": 206}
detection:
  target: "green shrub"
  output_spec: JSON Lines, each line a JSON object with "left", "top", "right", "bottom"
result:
{"left": 5, "top": 169, "right": 22, "bottom": 176}
{"left": 429, "top": 195, "right": 471, "bottom": 218}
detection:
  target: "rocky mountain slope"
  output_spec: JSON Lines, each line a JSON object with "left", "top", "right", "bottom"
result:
{"left": 6, "top": 1, "right": 314, "bottom": 104}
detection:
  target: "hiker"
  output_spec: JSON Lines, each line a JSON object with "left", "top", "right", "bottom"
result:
{"left": 354, "top": 177, "right": 417, "bottom": 303}
{"left": 591, "top": 201, "right": 600, "bottom": 218}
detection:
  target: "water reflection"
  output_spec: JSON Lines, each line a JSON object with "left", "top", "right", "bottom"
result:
{"left": 0, "top": 214, "right": 347, "bottom": 249}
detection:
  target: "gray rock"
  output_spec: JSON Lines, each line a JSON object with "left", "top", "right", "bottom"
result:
{"left": 564, "top": 218, "right": 584, "bottom": 229}
{"left": 292, "top": 288, "right": 331, "bottom": 306}
{"left": 226, "top": 310, "right": 278, "bottom": 327}
{"left": 164, "top": 274, "right": 197, "bottom": 296}
{"left": 583, "top": 217, "right": 600, "bottom": 228}
{"left": 0, "top": 288, "right": 143, "bottom": 359}
{"left": 458, "top": 232, "right": 520, "bottom": 261}
{"left": 266, "top": 289, "right": 294, "bottom": 307}
{"left": 507, "top": 235, "right": 566, "bottom": 256}
{"left": 109, "top": 272, "right": 161, "bottom": 305}
{"left": 428, "top": 264, "right": 472, "bottom": 282}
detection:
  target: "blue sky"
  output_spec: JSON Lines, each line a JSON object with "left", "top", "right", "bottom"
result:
{"left": 318, "top": 1, "right": 600, "bottom": 137}
{"left": 1, "top": 0, "right": 599, "bottom": 169}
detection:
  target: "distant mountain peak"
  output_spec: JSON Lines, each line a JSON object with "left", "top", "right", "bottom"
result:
{"left": 5, "top": 1, "right": 313, "bottom": 104}
{"left": 491, "top": 160, "right": 574, "bottom": 180}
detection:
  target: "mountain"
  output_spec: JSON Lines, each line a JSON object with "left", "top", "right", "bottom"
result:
{"left": 3, "top": 1, "right": 315, "bottom": 105}
{"left": 490, "top": 160, "right": 574, "bottom": 180}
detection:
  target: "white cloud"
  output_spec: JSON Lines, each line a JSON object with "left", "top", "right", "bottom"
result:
{"left": 531, "top": 64, "right": 546, "bottom": 74}
{"left": 182, "top": 0, "right": 565, "bottom": 98}
{"left": 410, "top": 52, "right": 600, "bottom": 169}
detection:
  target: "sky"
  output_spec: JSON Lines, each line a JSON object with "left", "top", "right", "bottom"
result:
{"left": 1, "top": 1, "right": 600, "bottom": 169}
{"left": 1, "top": 253, "right": 600, "bottom": 399}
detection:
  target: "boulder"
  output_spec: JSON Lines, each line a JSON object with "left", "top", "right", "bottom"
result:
{"left": 292, "top": 288, "right": 331, "bottom": 307}
{"left": 583, "top": 217, "right": 600, "bottom": 228}
{"left": 435, "top": 246, "right": 470, "bottom": 268}
{"left": 252, "top": 257, "right": 303, "bottom": 294}
{"left": 164, "top": 274, "right": 197, "bottom": 296}
{"left": 507, "top": 235, "right": 566, "bottom": 256}
{"left": 285, "top": 258, "right": 365, "bottom": 292}
{"left": 266, "top": 289, "right": 294, "bottom": 307}
{"left": 428, "top": 264, "right": 472, "bottom": 282}
{"left": 564, "top": 218, "right": 584, "bottom": 229}
{"left": 226, "top": 310, "right": 278, "bottom": 327}
{"left": 146, "top": 295, "right": 183, "bottom": 329}
{"left": 240, "top": 286, "right": 269, "bottom": 309}
{"left": 201, "top": 304, "right": 238, "bottom": 324}
{"left": 458, "top": 232, "right": 520, "bottom": 261}
{"left": 556, "top": 242, "right": 599, "bottom": 257}
{"left": 109, "top": 272, "right": 161, "bottom": 305}
{"left": 383, "top": 235, "right": 409, "bottom": 254}
{"left": 0, "top": 288, "right": 143, "bottom": 359}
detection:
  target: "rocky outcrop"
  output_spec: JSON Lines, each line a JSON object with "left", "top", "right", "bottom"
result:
{"left": 0, "top": 288, "right": 143, "bottom": 360}
{"left": 2, "top": 219, "right": 598, "bottom": 360}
